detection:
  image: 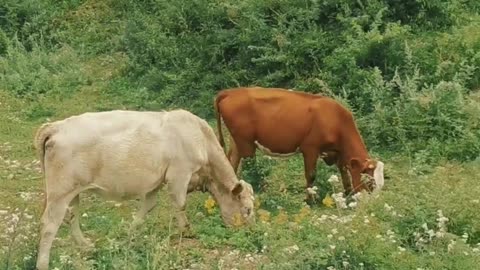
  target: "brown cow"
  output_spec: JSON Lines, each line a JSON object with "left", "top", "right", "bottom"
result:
{"left": 214, "top": 87, "right": 384, "bottom": 201}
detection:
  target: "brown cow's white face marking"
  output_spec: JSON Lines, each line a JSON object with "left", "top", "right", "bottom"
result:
{"left": 373, "top": 161, "right": 385, "bottom": 190}
{"left": 254, "top": 141, "right": 300, "bottom": 158}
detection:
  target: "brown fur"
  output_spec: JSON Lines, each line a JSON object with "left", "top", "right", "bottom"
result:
{"left": 214, "top": 87, "right": 380, "bottom": 195}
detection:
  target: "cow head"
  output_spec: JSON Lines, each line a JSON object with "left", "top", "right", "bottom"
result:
{"left": 349, "top": 158, "right": 385, "bottom": 192}
{"left": 216, "top": 180, "right": 255, "bottom": 227}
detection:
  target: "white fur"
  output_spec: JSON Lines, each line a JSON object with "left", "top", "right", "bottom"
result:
{"left": 34, "top": 109, "right": 254, "bottom": 270}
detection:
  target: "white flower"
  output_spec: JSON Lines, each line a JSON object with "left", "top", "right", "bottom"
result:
{"left": 384, "top": 203, "right": 393, "bottom": 211}
{"left": 327, "top": 175, "right": 339, "bottom": 183}
{"left": 332, "top": 192, "right": 347, "bottom": 209}
{"left": 82, "top": 213, "right": 88, "bottom": 218}
{"left": 284, "top": 245, "right": 299, "bottom": 254}
{"left": 448, "top": 240, "right": 456, "bottom": 252}
{"left": 306, "top": 186, "right": 318, "bottom": 195}
{"left": 329, "top": 245, "right": 336, "bottom": 250}
{"left": 398, "top": 246, "right": 406, "bottom": 252}
{"left": 327, "top": 234, "right": 333, "bottom": 239}
{"left": 348, "top": 202, "right": 357, "bottom": 208}
{"left": 352, "top": 192, "right": 363, "bottom": 201}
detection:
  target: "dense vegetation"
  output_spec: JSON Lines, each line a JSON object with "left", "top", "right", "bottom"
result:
{"left": 1, "top": 0, "right": 479, "bottom": 269}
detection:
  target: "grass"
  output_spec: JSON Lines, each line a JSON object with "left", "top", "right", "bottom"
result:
{"left": 1, "top": 70, "right": 480, "bottom": 269}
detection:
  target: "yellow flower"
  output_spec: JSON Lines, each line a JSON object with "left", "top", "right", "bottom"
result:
{"left": 232, "top": 212, "right": 244, "bottom": 227}
{"left": 254, "top": 197, "right": 261, "bottom": 209}
{"left": 294, "top": 205, "right": 311, "bottom": 224}
{"left": 204, "top": 196, "right": 216, "bottom": 214}
{"left": 257, "top": 209, "right": 271, "bottom": 223}
{"left": 274, "top": 209, "right": 289, "bottom": 225}
{"left": 322, "top": 194, "right": 335, "bottom": 208}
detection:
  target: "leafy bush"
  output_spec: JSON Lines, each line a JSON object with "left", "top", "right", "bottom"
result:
{"left": 0, "top": 40, "right": 88, "bottom": 99}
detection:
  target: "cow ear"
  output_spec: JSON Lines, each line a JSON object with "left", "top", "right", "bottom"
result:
{"left": 231, "top": 182, "right": 243, "bottom": 196}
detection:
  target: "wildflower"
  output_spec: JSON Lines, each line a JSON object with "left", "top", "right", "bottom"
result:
{"left": 348, "top": 202, "right": 357, "bottom": 208}
{"left": 447, "top": 240, "right": 456, "bottom": 252}
{"left": 82, "top": 213, "right": 88, "bottom": 218}
{"left": 463, "top": 251, "right": 469, "bottom": 256}
{"left": 342, "top": 261, "right": 350, "bottom": 267}
{"left": 294, "top": 205, "right": 311, "bottom": 224}
{"left": 59, "top": 254, "right": 71, "bottom": 264}
{"left": 329, "top": 245, "right": 336, "bottom": 250}
{"left": 254, "top": 197, "right": 261, "bottom": 209}
{"left": 327, "top": 175, "right": 339, "bottom": 183}
{"left": 332, "top": 192, "right": 347, "bottom": 209}
{"left": 429, "top": 251, "right": 436, "bottom": 255}
{"left": 338, "top": 236, "right": 345, "bottom": 241}
{"left": 322, "top": 194, "right": 335, "bottom": 208}
{"left": 306, "top": 186, "right": 318, "bottom": 195}
{"left": 363, "top": 217, "right": 370, "bottom": 224}
{"left": 472, "top": 248, "right": 479, "bottom": 253}
{"left": 398, "top": 246, "right": 406, "bottom": 252}
{"left": 257, "top": 209, "right": 271, "bottom": 223}
{"left": 274, "top": 209, "right": 289, "bottom": 225}
{"left": 232, "top": 213, "right": 244, "bottom": 227}
{"left": 331, "top": 228, "right": 338, "bottom": 234}
{"left": 204, "top": 196, "right": 216, "bottom": 214}
{"left": 462, "top": 233, "right": 469, "bottom": 243}
{"left": 327, "top": 234, "right": 333, "bottom": 239}
{"left": 284, "top": 245, "right": 299, "bottom": 254}
{"left": 352, "top": 192, "right": 362, "bottom": 201}
{"left": 384, "top": 203, "right": 393, "bottom": 211}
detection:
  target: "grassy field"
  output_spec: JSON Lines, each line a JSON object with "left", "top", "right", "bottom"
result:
{"left": 1, "top": 0, "right": 480, "bottom": 269}
{"left": 1, "top": 73, "right": 480, "bottom": 269}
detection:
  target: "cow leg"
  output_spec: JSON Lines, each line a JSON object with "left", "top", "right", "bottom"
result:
{"left": 302, "top": 150, "right": 319, "bottom": 205}
{"left": 229, "top": 136, "right": 256, "bottom": 175}
{"left": 339, "top": 165, "right": 353, "bottom": 196}
{"left": 228, "top": 135, "right": 242, "bottom": 173}
{"left": 69, "top": 194, "right": 93, "bottom": 248}
{"left": 166, "top": 171, "right": 192, "bottom": 231}
{"left": 131, "top": 187, "right": 160, "bottom": 229}
{"left": 36, "top": 191, "right": 78, "bottom": 270}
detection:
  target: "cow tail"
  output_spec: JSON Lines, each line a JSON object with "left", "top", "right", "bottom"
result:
{"left": 214, "top": 93, "right": 226, "bottom": 151}
{"left": 33, "top": 122, "right": 56, "bottom": 213}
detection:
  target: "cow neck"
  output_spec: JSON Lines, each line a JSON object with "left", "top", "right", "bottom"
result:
{"left": 340, "top": 125, "right": 370, "bottom": 164}
{"left": 207, "top": 146, "right": 239, "bottom": 194}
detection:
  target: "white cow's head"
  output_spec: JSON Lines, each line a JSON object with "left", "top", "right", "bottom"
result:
{"left": 217, "top": 179, "right": 255, "bottom": 227}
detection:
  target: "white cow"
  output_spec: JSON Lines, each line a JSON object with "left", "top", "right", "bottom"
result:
{"left": 33, "top": 109, "right": 255, "bottom": 270}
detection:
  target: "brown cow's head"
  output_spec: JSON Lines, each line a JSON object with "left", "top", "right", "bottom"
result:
{"left": 216, "top": 180, "right": 255, "bottom": 227}
{"left": 349, "top": 158, "right": 385, "bottom": 192}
